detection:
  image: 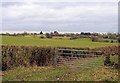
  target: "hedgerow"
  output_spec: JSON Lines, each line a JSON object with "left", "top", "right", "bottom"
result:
{"left": 1, "top": 45, "right": 119, "bottom": 70}
{"left": 2, "top": 45, "right": 55, "bottom": 71}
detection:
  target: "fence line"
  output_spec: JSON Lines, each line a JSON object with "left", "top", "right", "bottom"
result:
{"left": 56, "top": 48, "right": 105, "bottom": 68}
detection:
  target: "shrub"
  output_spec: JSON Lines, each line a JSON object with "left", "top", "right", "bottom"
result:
{"left": 46, "top": 33, "right": 52, "bottom": 38}
{"left": 111, "top": 40, "right": 113, "bottom": 43}
{"left": 2, "top": 45, "right": 119, "bottom": 70}
{"left": 40, "top": 31, "right": 43, "bottom": 34}
{"left": 103, "top": 40, "right": 109, "bottom": 43}
{"left": 40, "top": 36, "right": 45, "bottom": 39}
{"left": 118, "top": 38, "right": 120, "bottom": 43}
{"left": 70, "top": 37, "right": 78, "bottom": 40}
{"left": 2, "top": 45, "right": 55, "bottom": 71}
{"left": 91, "top": 38, "right": 98, "bottom": 42}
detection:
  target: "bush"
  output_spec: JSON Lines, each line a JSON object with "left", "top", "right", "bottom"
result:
{"left": 103, "top": 40, "right": 109, "bottom": 43}
{"left": 91, "top": 38, "right": 98, "bottom": 42}
{"left": 46, "top": 33, "right": 52, "bottom": 38}
{"left": 91, "top": 38, "right": 109, "bottom": 43}
{"left": 2, "top": 45, "right": 119, "bottom": 71}
{"left": 40, "top": 36, "right": 45, "bottom": 39}
{"left": 118, "top": 38, "right": 120, "bottom": 43}
{"left": 70, "top": 37, "right": 78, "bottom": 40}
{"left": 2, "top": 45, "right": 55, "bottom": 71}
{"left": 111, "top": 40, "right": 113, "bottom": 43}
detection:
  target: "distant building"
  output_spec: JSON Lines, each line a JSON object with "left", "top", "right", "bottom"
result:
{"left": 88, "top": 36, "right": 102, "bottom": 38}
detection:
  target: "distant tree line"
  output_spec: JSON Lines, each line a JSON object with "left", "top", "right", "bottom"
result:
{"left": 91, "top": 38, "right": 117, "bottom": 43}
{"left": 1, "top": 31, "right": 119, "bottom": 43}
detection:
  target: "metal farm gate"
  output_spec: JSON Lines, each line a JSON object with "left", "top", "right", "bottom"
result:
{"left": 55, "top": 48, "right": 105, "bottom": 68}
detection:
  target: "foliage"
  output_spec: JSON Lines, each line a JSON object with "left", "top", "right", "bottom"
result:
{"left": 91, "top": 38, "right": 98, "bottom": 42}
{"left": 45, "top": 33, "right": 52, "bottom": 38}
{"left": 40, "top": 36, "right": 45, "bottom": 39}
{"left": 118, "top": 38, "right": 120, "bottom": 43}
{"left": 81, "top": 32, "right": 91, "bottom": 35}
{"left": 54, "top": 31, "right": 59, "bottom": 36}
{"left": 40, "top": 31, "right": 43, "bottom": 34}
{"left": 2, "top": 45, "right": 55, "bottom": 71}
{"left": 70, "top": 37, "right": 78, "bottom": 40}
{"left": 111, "top": 40, "right": 113, "bottom": 43}
{"left": 1, "top": 44, "right": 119, "bottom": 71}
{"left": 91, "top": 38, "right": 110, "bottom": 43}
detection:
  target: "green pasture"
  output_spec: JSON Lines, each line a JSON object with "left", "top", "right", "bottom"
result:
{"left": 1, "top": 35, "right": 117, "bottom": 48}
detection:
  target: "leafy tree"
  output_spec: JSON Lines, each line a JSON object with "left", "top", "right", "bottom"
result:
{"left": 40, "top": 31, "right": 43, "bottom": 34}
{"left": 103, "top": 36, "right": 109, "bottom": 39}
{"left": 70, "top": 33, "right": 74, "bottom": 37}
{"left": 54, "top": 31, "right": 59, "bottom": 36}
{"left": 81, "top": 32, "right": 84, "bottom": 35}
{"left": 46, "top": 33, "right": 52, "bottom": 38}
{"left": 46, "top": 33, "right": 49, "bottom": 38}
{"left": 50, "top": 32, "right": 54, "bottom": 36}
{"left": 33, "top": 33, "right": 37, "bottom": 38}
{"left": 118, "top": 38, "right": 120, "bottom": 43}
{"left": 23, "top": 31, "right": 28, "bottom": 35}
{"left": 111, "top": 40, "right": 113, "bottom": 43}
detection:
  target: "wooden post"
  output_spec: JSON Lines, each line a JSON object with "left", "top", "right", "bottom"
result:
{"left": 104, "top": 53, "right": 111, "bottom": 66}
{"left": 55, "top": 48, "right": 58, "bottom": 65}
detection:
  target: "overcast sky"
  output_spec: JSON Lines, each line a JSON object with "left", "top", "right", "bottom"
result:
{"left": 1, "top": 0, "right": 119, "bottom": 32}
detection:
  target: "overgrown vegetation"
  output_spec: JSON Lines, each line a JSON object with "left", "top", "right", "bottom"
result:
{"left": 2, "top": 45, "right": 119, "bottom": 71}
{"left": 2, "top": 45, "right": 55, "bottom": 71}
{"left": 2, "top": 66, "right": 118, "bottom": 81}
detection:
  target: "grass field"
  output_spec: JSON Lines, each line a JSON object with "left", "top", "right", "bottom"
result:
{"left": 2, "top": 66, "right": 118, "bottom": 81}
{"left": 2, "top": 55, "right": 118, "bottom": 81}
{"left": 1, "top": 35, "right": 119, "bottom": 82}
{"left": 1, "top": 35, "right": 117, "bottom": 48}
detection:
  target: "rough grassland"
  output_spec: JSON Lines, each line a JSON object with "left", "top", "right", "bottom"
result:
{"left": 2, "top": 35, "right": 117, "bottom": 48}
{"left": 2, "top": 66, "right": 118, "bottom": 81}
{"left": 2, "top": 55, "right": 118, "bottom": 81}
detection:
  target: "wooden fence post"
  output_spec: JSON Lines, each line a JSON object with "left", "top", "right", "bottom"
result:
{"left": 55, "top": 48, "right": 58, "bottom": 65}
{"left": 104, "top": 53, "right": 111, "bottom": 66}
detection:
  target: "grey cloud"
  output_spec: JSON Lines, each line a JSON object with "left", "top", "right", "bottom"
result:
{"left": 2, "top": 2, "right": 118, "bottom": 32}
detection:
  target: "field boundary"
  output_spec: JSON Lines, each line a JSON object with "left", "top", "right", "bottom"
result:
{"left": 56, "top": 48, "right": 105, "bottom": 68}
{"left": 1, "top": 45, "right": 119, "bottom": 70}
